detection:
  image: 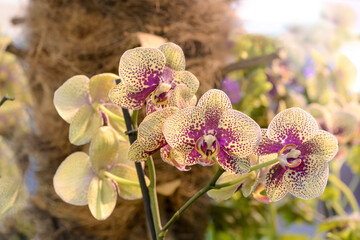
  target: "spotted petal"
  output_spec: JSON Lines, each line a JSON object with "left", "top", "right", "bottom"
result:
{"left": 265, "top": 164, "right": 288, "bottom": 201}
{"left": 69, "top": 104, "right": 103, "bottom": 145}
{"left": 89, "top": 73, "right": 118, "bottom": 103}
{"left": 163, "top": 106, "right": 205, "bottom": 154}
{"left": 283, "top": 159, "right": 329, "bottom": 199}
{"left": 119, "top": 47, "right": 165, "bottom": 93}
{"left": 171, "top": 71, "right": 199, "bottom": 95}
{"left": 128, "top": 107, "right": 178, "bottom": 161}
{"left": 160, "top": 144, "right": 190, "bottom": 171}
{"left": 299, "top": 130, "right": 338, "bottom": 162}
{"left": 109, "top": 164, "right": 144, "bottom": 200}
{"left": 109, "top": 82, "right": 157, "bottom": 110}
{"left": 256, "top": 129, "right": 284, "bottom": 155}
{"left": 217, "top": 149, "right": 251, "bottom": 174}
{"left": 197, "top": 89, "right": 232, "bottom": 129}
{"left": 89, "top": 127, "right": 119, "bottom": 173}
{"left": 54, "top": 75, "right": 90, "bottom": 123}
{"left": 267, "top": 108, "right": 319, "bottom": 145}
{"left": 158, "top": 42, "right": 185, "bottom": 71}
{"left": 217, "top": 109, "right": 261, "bottom": 158}
{"left": 168, "top": 84, "right": 197, "bottom": 109}
{"left": 88, "top": 177, "right": 117, "bottom": 220}
{"left": 53, "top": 152, "right": 94, "bottom": 206}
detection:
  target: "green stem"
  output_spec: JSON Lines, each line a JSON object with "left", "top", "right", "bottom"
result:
{"left": 328, "top": 174, "right": 359, "bottom": 213}
{"left": 269, "top": 202, "right": 278, "bottom": 240}
{"left": 158, "top": 168, "right": 225, "bottom": 239}
{"left": 104, "top": 171, "right": 140, "bottom": 187}
{"left": 147, "top": 156, "right": 162, "bottom": 235}
{"left": 131, "top": 110, "right": 139, "bottom": 129}
{"left": 99, "top": 105, "right": 125, "bottom": 123}
{"left": 332, "top": 201, "right": 346, "bottom": 216}
{"left": 249, "top": 158, "right": 279, "bottom": 172}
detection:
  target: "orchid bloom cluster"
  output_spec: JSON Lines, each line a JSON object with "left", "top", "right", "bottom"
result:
{"left": 53, "top": 73, "right": 146, "bottom": 220}
{"left": 53, "top": 42, "right": 339, "bottom": 228}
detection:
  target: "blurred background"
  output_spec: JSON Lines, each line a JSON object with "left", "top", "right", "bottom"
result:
{"left": 0, "top": 0, "right": 360, "bottom": 239}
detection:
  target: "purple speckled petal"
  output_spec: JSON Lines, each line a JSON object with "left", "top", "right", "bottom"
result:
{"left": 217, "top": 109, "right": 261, "bottom": 158}
{"left": 298, "top": 130, "right": 338, "bottom": 162}
{"left": 267, "top": 108, "right": 319, "bottom": 145}
{"left": 255, "top": 129, "right": 284, "bottom": 155}
{"left": 109, "top": 82, "right": 157, "bottom": 110}
{"left": 160, "top": 144, "right": 189, "bottom": 171}
{"left": 217, "top": 149, "right": 250, "bottom": 174}
{"left": 330, "top": 110, "right": 357, "bottom": 144}
{"left": 119, "top": 47, "right": 165, "bottom": 93}
{"left": 163, "top": 106, "right": 205, "bottom": 154}
{"left": 128, "top": 107, "right": 179, "bottom": 161}
{"left": 283, "top": 158, "right": 329, "bottom": 200}
{"left": 265, "top": 164, "right": 288, "bottom": 201}
{"left": 158, "top": 42, "right": 185, "bottom": 71}
{"left": 168, "top": 84, "right": 197, "bottom": 109}
{"left": 128, "top": 138, "right": 158, "bottom": 162}
{"left": 171, "top": 71, "right": 199, "bottom": 95}
{"left": 197, "top": 89, "right": 232, "bottom": 129}
{"left": 146, "top": 98, "right": 163, "bottom": 115}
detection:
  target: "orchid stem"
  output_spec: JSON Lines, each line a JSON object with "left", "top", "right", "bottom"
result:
{"left": 328, "top": 174, "right": 359, "bottom": 213}
{"left": 158, "top": 168, "right": 225, "bottom": 239}
{"left": 104, "top": 171, "right": 140, "bottom": 187}
{"left": 249, "top": 158, "right": 279, "bottom": 172}
{"left": 147, "top": 156, "right": 162, "bottom": 235}
{"left": 121, "top": 106, "right": 157, "bottom": 240}
{"left": 99, "top": 105, "right": 125, "bottom": 123}
{"left": 269, "top": 202, "right": 278, "bottom": 240}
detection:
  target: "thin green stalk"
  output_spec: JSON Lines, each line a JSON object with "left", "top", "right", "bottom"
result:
{"left": 332, "top": 201, "right": 346, "bottom": 216}
{"left": 104, "top": 171, "right": 140, "bottom": 187}
{"left": 99, "top": 105, "right": 125, "bottom": 123}
{"left": 131, "top": 110, "right": 139, "bottom": 129}
{"left": 269, "top": 202, "right": 278, "bottom": 240}
{"left": 147, "top": 156, "right": 161, "bottom": 235}
{"left": 249, "top": 158, "right": 279, "bottom": 172}
{"left": 341, "top": 176, "right": 359, "bottom": 208}
{"left": 328, "top": 174, "right": 359, "bottom": 213}
{"left": 158, "top": 168, "right": 225, "bottom": 239}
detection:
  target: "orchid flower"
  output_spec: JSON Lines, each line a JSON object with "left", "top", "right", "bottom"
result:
{"left": 256, "top": 108, "right": 338, "bottom": 201}
{"left": 163, "top": 89, "right": 261, "bottom": 174}
{"left": 53, "top": 127, "right": 146, "bottom": 220}
{"left": 108, "top": 42, "right": 199, "bottom": 114}
{"left": 54, "top": 73, "right": 126, "bottom": 145}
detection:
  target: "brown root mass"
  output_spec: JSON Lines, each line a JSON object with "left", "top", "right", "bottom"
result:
{"left": 18, "top": 0, "right": 235, "bottom": 239}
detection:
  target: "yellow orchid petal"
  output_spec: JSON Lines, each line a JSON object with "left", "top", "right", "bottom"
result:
{"left": 53, "top": 152, "right": 94, "bottom": 206}
{"left": 69, "top": 104, "right": 103, "bottom": 145}
{"left": 89, "top": 126, "right": 120, "bottom": 173}
{"left": 89, "top": 73, "right": 118, "bottom": 103}
{"left": 54, "top": 75, "right": 90, "bottom": 123}
{"left": 87, "top": 177, "right": 117, "bottom": 221}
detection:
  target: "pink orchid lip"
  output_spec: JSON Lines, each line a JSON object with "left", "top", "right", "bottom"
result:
{"left": 195, "top": 135, "right": 220, "bottom": 165}
{"left": 277, "top": 143, "right": 302, "bottom": 169}
{"left": 151, "top": 83, "right": 172, "bottom": 105}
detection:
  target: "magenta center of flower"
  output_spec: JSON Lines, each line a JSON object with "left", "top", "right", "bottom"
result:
{"left": 277, "top": 144, "right": 302, "bottom": 169}
{"left": 195, "top": 135, "right": 220, "bottom": 166}
{"left": 151, "top": 83, "right": 172, "bottom": 105}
